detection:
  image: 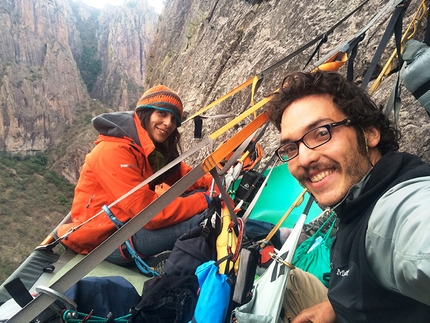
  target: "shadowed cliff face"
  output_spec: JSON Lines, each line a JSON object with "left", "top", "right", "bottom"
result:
{"left": 145, "top": 0, "right": 430, "bottom": 166}
{"left": 93, "top": 1, "right": 158, "bottom": 110}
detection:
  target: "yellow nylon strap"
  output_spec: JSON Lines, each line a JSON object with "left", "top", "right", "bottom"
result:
{"left": 369, "top": 0, "right": 428, "bottom": 95}
{"left": 216, "top": 206, "right": 239, "bottom": 274}
{"left": 203, "top": 111, "right": 269, "bottom": 173}
{"left": 251, "top": 75, "right": 260, "bottom": 119}
{"left": 316, "top": 51, "right": 348, "bottom": 72}
{"left": 260, "top": 188, "right": 308, "bottom": 249}
{"left": 238, "top": 151, "right": 250, "bottom": 163}
{"left": 251, "top": 76, "right": 259, "bottom": 106}
{"left": 209, "top": 96, "right": 271, "bottom": 140}
{"left": 183, "top": 77, "right": 255, "bottom": 123}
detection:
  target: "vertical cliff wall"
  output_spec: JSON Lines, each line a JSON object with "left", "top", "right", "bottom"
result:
{"left": 0, "top": 0, "right": 157, "bottom": 160}
{"left": 0, "top": 0, "right": 87, "bottom": 153}
{"left": 93, "top": 1, "right": 158, "bottom": 110}
{"left": 145, "top": 0, "right": 430, "bottom": 164}
{"left": 1, "top": 0, "right": 428, "bottom": 177}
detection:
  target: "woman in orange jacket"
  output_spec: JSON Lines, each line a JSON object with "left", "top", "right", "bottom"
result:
{"left": 57, "top": 85, "right": 212, "bottom": 266}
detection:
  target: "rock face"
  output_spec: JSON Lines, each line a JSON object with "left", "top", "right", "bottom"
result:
{"left": 0, "top": 0, "right": 429, "bottom": 288}
{"left": 93, "top": 1, "right": 158, "bottom": 110}
{"left": 0, "top": 0, "right": 157, "bottom": 164}
{"left": 0, "top": 0, "right": 429, "bottom": 182}
{"left": 0, "top": 0, "right": 87, "bottom": 153}
{"left": 145, "top": 0, "right": 430, "bottom": 165}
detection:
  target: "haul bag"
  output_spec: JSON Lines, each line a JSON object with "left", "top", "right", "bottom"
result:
{"left": 402, "top": 39, "right": 430, "bottom": 115}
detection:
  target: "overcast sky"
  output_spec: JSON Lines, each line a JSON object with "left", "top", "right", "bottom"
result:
{"left": 82, "top": 0, "right": 164, "bottom": 13}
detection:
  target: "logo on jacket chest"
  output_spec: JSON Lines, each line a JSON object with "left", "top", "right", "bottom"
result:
{"left": 120, "top": 163, "right": 139, "bottom": 169}
{"left": 336, "top": 268, "right": 350, "bottom": 277}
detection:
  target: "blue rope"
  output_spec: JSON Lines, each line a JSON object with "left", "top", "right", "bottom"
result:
{"left": 102, "top": 205, "right": 159, "bottom": 277}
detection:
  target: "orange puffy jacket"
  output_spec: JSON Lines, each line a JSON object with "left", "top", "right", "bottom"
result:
{"left": 57, "top": 112, "right": 212, "bottom": 254}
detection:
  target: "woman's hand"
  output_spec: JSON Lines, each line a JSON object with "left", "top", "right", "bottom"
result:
{"left": 155, "top": 182, "right": 171, "bottom": 196}
{"left": 291, "top": 301, "right": 337, "bottom": 323}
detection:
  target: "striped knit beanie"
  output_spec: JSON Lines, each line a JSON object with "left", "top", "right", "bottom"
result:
{"left": 136, "top": 85, "right": 183, "bottom": 126}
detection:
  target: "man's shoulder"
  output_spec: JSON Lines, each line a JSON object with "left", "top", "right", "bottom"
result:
{"left": 376, "top": 175, "right": 430, "bottom": 206}
{"left": 369, "top": 176, "right": 430, "bottom": 231}
{"left": 370, "top": 151, "right": 430, "bottom": 192}
{"left": 367, "top": 176, "right": 430, "bottom": 297}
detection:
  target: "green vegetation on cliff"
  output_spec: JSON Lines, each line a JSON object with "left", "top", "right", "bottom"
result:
{"left": 0, "top": 153, "right": 74, "bottom": 284}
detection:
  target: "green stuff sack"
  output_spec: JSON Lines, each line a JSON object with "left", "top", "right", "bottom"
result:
{"left": 292, "top": 213, "right": 336, "bottom": 287}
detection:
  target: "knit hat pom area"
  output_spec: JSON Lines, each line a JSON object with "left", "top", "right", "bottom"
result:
{"left": 136, "top": 85, "right": 184, "bottom": 126}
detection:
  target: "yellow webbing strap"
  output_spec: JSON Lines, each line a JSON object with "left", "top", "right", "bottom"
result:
{"left": 316, "top": 51, "right": 349, "bottom": 72}
{"left": 369, "top": 0, "right": 428, "bottom": 95}
{"left": 251, "top": 75, "right": 260, "bottom": 119}
{"left": 260, "top": 188, "right": 308, "bottom": 249}
{"left": 238, "top": 150, "right": 250, "bottom": 164}
{"left": 209, "top": 96, "right": 271, "bottom": 141}
{"left": 183, "top": 76, "right": 256, "bottom": 123}
{"left": 203, "top": 111, "right": 269, "bottom": 173}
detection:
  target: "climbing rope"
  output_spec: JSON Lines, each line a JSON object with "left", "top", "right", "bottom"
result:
{"left": 62, "top": 309, "right": 131, "bottom": 323}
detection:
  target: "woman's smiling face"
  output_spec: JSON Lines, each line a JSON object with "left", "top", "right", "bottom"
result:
{"left": 146, "top": 109, "right": 177, "bottom": 143}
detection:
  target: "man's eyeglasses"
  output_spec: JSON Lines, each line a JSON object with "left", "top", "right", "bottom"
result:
{"left": 275, "top": 118, "right": 354, "bottom": 162}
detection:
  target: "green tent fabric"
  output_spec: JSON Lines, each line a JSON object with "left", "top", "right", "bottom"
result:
{"left": 292, "top": 213, "right": 336, "bottom": 287}
{"left": 246, "top": 164, "right": 321, "bottom": 227}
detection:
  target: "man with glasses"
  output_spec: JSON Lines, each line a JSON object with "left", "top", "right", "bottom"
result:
{"left": 267, "top": 70, "right": 430, "bottom": 322}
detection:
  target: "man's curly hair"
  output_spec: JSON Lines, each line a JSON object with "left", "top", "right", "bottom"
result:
{"left": 266, "top": 70, "right": 400, "bottom": 155}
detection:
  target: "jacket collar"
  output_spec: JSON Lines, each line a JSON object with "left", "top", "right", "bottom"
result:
{"left": 92, "top": 111, "right": 157, "bottom": 157}
{"left": 334, "top": 151, "right": 430, "bottom": 224}
{"left": 133, "top": 113, "right": 156, "bottom": 156}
